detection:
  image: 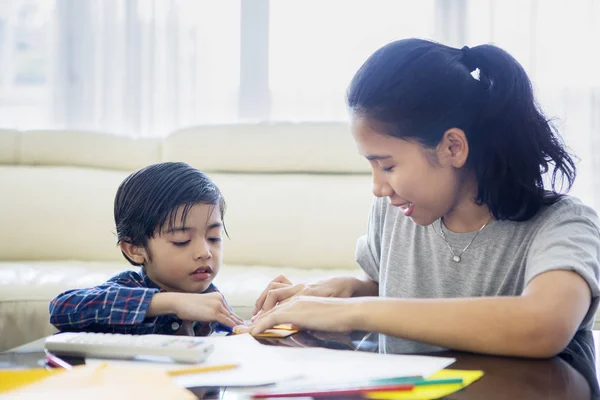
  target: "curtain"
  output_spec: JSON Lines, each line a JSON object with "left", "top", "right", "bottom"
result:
{"left": 52, "top": 0, "right": 240, "bottom": 137}
{"left": 0, "top": 0, "right": 598, "bottom": 208}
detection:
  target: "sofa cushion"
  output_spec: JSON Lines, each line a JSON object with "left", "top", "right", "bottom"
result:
{"left": 15, "top": 130, "right": 162, "bottom": 171}
{"left": 0, "top": 129, "right": 19, "bottom": 164}
{"left": 0, "top": 166, "right": 128, "bottom": 262}
{"left": 0, "top": 166, "right": 373, "bottom": 269}
{"left": 165, "top": 122, "right": 371, "bottom": 173}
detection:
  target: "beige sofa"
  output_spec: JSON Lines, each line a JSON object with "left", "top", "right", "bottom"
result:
{"left": 0, "top": 123, "right": 374, "bottom": 351}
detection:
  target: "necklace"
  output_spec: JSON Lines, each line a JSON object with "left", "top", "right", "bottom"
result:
{"left": 438, "top": 218, "right": 490, "bottom": 263}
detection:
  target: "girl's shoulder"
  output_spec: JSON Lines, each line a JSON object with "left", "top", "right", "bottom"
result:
{"left": 537, "top": 194, "right": 598, "bottom": 219}
{"left": 528, "top": 194, "right": 600, "bottom": 234}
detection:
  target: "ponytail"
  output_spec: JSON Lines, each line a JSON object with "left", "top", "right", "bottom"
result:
{"left": 464, "top": 44, "right": 576, "bottom": 220}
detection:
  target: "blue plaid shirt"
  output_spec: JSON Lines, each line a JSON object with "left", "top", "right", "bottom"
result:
{"left": 49, "top": 269, "right": 232, "bottom": 336}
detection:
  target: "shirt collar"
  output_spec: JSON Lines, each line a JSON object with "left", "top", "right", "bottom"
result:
{"left": 139, "top": 268, "right": 164, "bottom": 291}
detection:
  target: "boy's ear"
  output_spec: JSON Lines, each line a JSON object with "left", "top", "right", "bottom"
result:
{"left": 119, "top": 241, "right": 148, "bottom": 265}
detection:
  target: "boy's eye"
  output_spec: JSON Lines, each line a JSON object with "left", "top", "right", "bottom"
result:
{"left": 382, "top": 166, "right": 395, "bottom": 173}
{"left": 208, "top": 238, "right": 222, "bottom": 243}
{"left": 172, "top": 241, "right": 191, "bottom": 247}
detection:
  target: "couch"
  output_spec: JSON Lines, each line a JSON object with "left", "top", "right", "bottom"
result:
{"left": 0, "top": 122, "right": 374, "bottom": 351}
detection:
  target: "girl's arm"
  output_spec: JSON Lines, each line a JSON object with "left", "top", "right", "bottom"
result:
{"left": 357, "top": 270, "right": 590, "bottom": 357}
{"left": 249, "top": 270, "right": 591, "bottom": 358}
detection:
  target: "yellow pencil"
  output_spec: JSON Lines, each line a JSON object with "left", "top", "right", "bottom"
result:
{"left": 167, "top": 363, "right": 239, "bottom": 376}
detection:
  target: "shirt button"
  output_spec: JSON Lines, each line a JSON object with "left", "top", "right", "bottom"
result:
{"left": 171, "top": 322, "right": 180, "bottom": 330}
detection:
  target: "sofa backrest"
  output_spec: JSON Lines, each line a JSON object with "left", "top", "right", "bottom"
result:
{"left": 0, "top": 123, "right": 374, "bottom": 270}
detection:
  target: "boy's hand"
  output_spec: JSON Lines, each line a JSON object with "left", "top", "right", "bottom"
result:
{"left": 174, "top": 292, "right": 244, "bottom": 328}
{"left": 148, "top": 292, "right": 243, "bottom": 328}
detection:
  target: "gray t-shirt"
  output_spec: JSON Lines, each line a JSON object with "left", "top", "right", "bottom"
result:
{"left": 356, "top": 195, "right": 600, "bottom": 354}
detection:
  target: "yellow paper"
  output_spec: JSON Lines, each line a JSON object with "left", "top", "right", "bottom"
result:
{"left": 272, "top": 324, "right": 299, "bottom": 331}
{"left": 2, "top": 364, "right": 196, "bottom": 399}
{"left": 233, "top": 326, "right": 299, "bottom": 338}
{"left": 253, "top": 328, "right": 298, "bottom": 338}
{"left": 365, "top": 369, "right": 484, "bottom": 400}
{"left": 0, "top": 369, "right": 65, "bottom": 394}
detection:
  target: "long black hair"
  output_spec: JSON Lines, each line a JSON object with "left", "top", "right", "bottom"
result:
{"left": 114, "top": 162, "right": 226, "bottom": 266}
{"left": 347, "top": 38, "right": 576, "bottom": 221}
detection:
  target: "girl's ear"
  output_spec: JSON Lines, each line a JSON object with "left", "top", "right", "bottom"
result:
{"left": 437, "top": 128, "right": 469, "bottom": 168}
{"left": 119, "top": 241, "right": 148, "bottom": 265}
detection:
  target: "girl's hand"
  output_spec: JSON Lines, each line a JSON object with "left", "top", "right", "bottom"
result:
{"left": 253, "top": 275, "right": 358, "bottom": 316}
{"left": 244, "top": 296, "right": 361, "bottom": 335}
{"left": 253, "top": 274, "right": 297, "bottom": 316}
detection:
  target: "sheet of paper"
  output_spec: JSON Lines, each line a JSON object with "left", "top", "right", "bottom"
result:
{"left": 265, "top": 346, "right": 455, "bottom": 387}
{"left": 85, "top": 334, "right": 454, "bottom": 388}
{"left": 85, "top": 333, "right": 302, "bottom": 387}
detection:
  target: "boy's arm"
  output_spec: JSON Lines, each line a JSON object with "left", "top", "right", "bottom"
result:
{"left": 49, "top": 282, "right": 160, "bottom": 331}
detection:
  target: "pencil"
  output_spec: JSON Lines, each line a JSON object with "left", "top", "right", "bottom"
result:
{"left": 167, "top": 363, "right": 238, "bottom": 376}
{"left": 45, "top": 353, "right": 73, "bottom": 370}
{"left": 251, "top": 383, "right": 414, "bottom": 399}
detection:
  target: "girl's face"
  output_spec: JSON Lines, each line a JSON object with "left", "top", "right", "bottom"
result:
{"left": 351, "top": 116, "right": 473, "bottom": 227}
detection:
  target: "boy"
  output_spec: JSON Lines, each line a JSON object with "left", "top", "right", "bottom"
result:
{"left": 49, "top": 162, "right": 242, "bottom": 336}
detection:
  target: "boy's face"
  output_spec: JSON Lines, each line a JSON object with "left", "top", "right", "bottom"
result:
{"left": 144, "top": 203, "right": 223, "bottom": 293}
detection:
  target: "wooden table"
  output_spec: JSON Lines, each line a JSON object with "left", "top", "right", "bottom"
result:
{"left": 6, "top": 330, "right": 599, "bottom": 399}
{"left": 223, "top": 330, "right": 599, "bottom": 399}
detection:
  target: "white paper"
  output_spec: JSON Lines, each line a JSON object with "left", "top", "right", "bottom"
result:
{"left": 86, "top": 334, "right": 301, "bottom": 387}
{"left": 265, "top": 346, "right": 455, "bottom": 388}
{"left": 85, "top": 334, "right": 454, "bottom": 388}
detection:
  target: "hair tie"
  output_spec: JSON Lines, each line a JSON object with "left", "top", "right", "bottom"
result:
{"left": 460, "top": 45, "right": 477, "bottom": 72}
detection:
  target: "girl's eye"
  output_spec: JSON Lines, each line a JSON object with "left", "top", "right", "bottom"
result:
{"left": 172, "top": 241, "right": 190, "bottom": 247}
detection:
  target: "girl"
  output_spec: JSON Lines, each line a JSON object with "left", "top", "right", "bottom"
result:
{"left": 245, "top": 39, "right": 600, "bottom": 358}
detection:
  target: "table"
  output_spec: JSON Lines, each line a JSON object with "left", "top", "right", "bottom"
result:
{"left": 6, "top": 330, "right": 599, "bottom": 399}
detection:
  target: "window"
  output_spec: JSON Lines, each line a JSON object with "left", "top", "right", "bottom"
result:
{"left": 268, "top": 0, "right": 436, "bottom": 121}
{"left": 0, "top": 0, "right": 54, "bottom": 129}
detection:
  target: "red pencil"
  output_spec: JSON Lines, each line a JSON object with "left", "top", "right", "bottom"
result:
{"left": 251, "top": 382, "right": 414, "bottom": 398}
{"left": 45, "top": 352, "right": 73, "bottom": 370}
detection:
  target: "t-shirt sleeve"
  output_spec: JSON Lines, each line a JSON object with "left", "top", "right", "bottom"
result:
{"left": 526, "top": 200, "right": 600, "bottom": 330}
{"left": 355, "top": 197, "right": 384, "bottom": 283}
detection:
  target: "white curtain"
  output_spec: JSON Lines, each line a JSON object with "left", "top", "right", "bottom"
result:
{"left": 0, "top": 0, "right": 598, "bottom": 208}
{"left": 52, "top": 0, "right": 240, "bottom": 137}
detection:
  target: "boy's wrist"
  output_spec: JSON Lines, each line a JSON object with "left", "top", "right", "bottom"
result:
{"left": 147, "top": 292, "right": 181, "bottom": 317}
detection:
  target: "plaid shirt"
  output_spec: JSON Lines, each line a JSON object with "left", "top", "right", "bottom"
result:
{"left": 49, "top": 269, "right": 232, "bottom": 336}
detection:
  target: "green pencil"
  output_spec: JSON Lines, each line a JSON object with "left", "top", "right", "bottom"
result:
{"left": 371, "top": 376, "right": 464, "bottom": 386}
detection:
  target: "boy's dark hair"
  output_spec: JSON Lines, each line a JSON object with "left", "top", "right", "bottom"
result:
{"left": 114, "top": 162, "right": 226, "bottom": 266}
{"left": 347, "top": 38, "right": 576, "bottom": 221}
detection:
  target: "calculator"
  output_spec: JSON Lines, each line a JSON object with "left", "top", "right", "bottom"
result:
{"left": 44, "top": 332, "right": 214, "bottom": 364}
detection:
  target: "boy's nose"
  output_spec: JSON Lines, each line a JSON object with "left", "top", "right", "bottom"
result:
{"left": 194, "top": 240, "right": 212, "bottom": 259}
